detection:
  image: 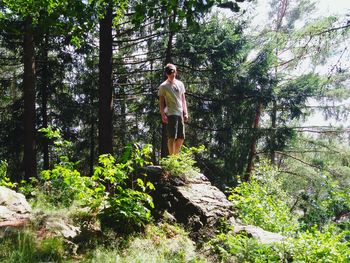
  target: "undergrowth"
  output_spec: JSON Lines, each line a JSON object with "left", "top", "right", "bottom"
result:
{"left": 2, "top": 134, "right": 350, "bottom": 262}
{"left": 79, "top": 222, "right": 207, "bottom": 263}
{"left": 159, "top": 145, "right": 205, "bottom": 177}
{"left": 0, "top": 230, "right": 66, "bottom": 263}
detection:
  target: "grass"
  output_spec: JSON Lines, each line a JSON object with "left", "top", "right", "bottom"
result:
{"left": 0, "top": 230, "right": 66, "bottom": 263}
{"left": 82, "top": 223, "right": 207, "bottom": 263}
{"left": 0, "top": 219, "right": 209, "bottom": 263}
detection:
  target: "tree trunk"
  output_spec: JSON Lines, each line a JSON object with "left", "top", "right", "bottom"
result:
{"left": 149, "top": 61, "right": 157, "bottom": 163}
{"left": 270, "top": 99, "right": 277, "bottom": 164}
{"left": 223, "top": 107, "right": 233, "bottom": 183}
{"left": 161, "top": 123, "right": 168, "bottom": 158}
{"left": 41, "top": 32, "right": 49, "bottom": 169}
{"left": 98, "top": 2, "right": 114, "bottom": 155}
{"left": 245, "top": 100, "right": 262, "bottom": 181}
{"left": 270, "top": 0, "right": 288, "bottom": 165}
{"left": 164, "top": 11, "right": 176, "bottom": 64}
{"left": 23, "top": 15, "right": 37, "bottom": 179}
{"left": 89, "top": 92, "right": 95, "bottom": 176}
{"left": 10, "top": 75, "right": 22, "bottom": 180}
{"left": 120, "top": 86, "right": 126, "bottom": 147}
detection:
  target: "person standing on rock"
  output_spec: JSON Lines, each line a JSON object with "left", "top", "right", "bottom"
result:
{"left": 158, "top": 63, "right": 188, "bottom": 155}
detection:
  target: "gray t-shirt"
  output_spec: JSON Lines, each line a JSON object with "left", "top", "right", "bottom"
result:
{"left": 158, "top": 79, "right": 185, "bottom": 116}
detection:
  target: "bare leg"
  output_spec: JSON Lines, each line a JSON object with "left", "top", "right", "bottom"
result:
{"left": 168, "top": 138, "right": 176, "bottom": 155}
{"left": 174, "top": 138, "right": 184, "bottom": 155}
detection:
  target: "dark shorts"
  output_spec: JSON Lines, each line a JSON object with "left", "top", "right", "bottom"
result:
{"left": 167, "top": 115, "right": 185, "bottom": 139}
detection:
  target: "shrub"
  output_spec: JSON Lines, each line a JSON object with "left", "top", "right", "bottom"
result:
{"left": 35, "top": 140, "right": 155, "bottom": 233}
{"left": 207, "top": 224, "right": 350, "bottom": 262}
{"left": 209, "top": 161, "right": 350, "bottom": 262}
{"left": 297, "top": 173, "right": 350, "bottom": 229}
{"left": 229, "top": 161, "right": 299, "bottom": 234}
{"left": 279, "top": 137, "right": 350, "bottom": 230}
{"left": 93, "top": 150, "right": 155, "bottom": 233}
{"left": 0, "top": 160, "right": 16, "bottom": 188}
{"left": 286, "top": 225, "right": 350, "bottom": 262}
{"left": 39, "top": 126, "right": 72, "bottom": 158}
{"left": 40, "top": 156, "right": 94, "bottom": 207}
{"left": 208, "top": 232, "right": 282, "bottom": 263}
{"left": 159, "top": 145, "right": 205, "bottom": 177}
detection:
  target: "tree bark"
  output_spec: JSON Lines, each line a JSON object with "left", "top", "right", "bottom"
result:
{"left": 245, "top": 100, "right": 262, "bottom": 181}
{"left": 89, "top": 92, "right": 95, "bottom": 176}
{"left": 23, "top": 15, "right": 37, "bottom": 179}
{"left": 119, "top": 85, "right": 127, "bottom": 148}
{"left": 270, "top": 99, "right": 277, "bottom": 164}
{"left": 149, "top": 60, "right": 157, "bottom": 163}
{"left": 98, "top": 2, "right": 114, "bottom": 155}
{"left": 270, "top": 0, "right": 288, "bottom": 165}
{"left": 41, "top": 32, "right": 49, "bottom": 169}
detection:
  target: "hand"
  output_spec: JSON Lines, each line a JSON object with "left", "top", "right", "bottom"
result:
{"left": 161, "top": 113, "right": 168, "bottom": 124}
{"left": 183, "top": 113, "right": 189, "bottom": 123}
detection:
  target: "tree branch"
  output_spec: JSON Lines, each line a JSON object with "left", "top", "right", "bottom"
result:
{"left": 276, "top": 151, "right": 322, "bottom": 170}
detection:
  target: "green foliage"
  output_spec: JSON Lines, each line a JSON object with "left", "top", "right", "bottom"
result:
{"left": 83, "top": 222, "right": 205, "bottom": 263}
{"left": 229, "top": 161, "right": 299, "bottom": 234}
{"left": 0, "top": 160, "right": 16, "bottom": 188}
{"left": 0, "top": 230, "right": 65, "bottom": 263}
{"left": 94, "top": 147, "right": 155, "bottom": 233}
{"left": 208, "top": 232, "right": 282, "bottom": 263}
{"left": 278, "top": 73, "right": 323, "bottom": 119}
{"left": 40, "top": 156, "right": 93, "bottom": 207}
{"left": 298, "top": 173, "right": 350, "bottom": 229}
{"left": 37, "top": 127, "right": 92, "bottom": 206}
{"left": 39, "top": 126, "right": 73, "bottom": 159}
{"left": 215, "top": 158, "right": 350, "bottom": 262}
{"left": 294, "top": 16, "right": 341, "bottom": 64}
{"left": 0, "top": 161, "right": 38, "bottom": 195}
{"left": 286, "top": 225, "right": 350, "bottom": 262}
{"left": 119, "top": 142, "right": 153, "bottom": 168}
{"left": 39, "top": 126, "right": 69, "bottom": 147}
{"left": 131, "top": 0, "right": 221, "bottom": 30}
{"left": 279, "top": 136, "right": 350, "bottom": 229}
{"left": 208, "top": 224, "right": 350, "bottom": 263}
{"left": 159, "top": 145, "right": 205, "bottom": 177}
{"left": 34, "top": 141, "right": 155, "bottom": 233}
{"left": 17, "top": 177, "right": 38, "bottom": 197}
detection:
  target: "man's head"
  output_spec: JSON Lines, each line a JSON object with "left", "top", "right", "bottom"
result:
{"left": 165, "top": 63, "right": 177, "bottom": 76}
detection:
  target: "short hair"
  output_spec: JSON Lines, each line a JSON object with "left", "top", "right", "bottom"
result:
{"left": 164, "top": 63, "right": 176, "bottom": 75}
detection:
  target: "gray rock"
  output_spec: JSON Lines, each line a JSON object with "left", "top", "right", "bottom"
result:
{"left": 233, "top": 224, "right": 285, "bottom": 244}
{"left": 0, "top": 186, "right": 31, "bottom": 223}
{"left": 45, "top": 217, "right": 80, "bottom": 239}
{"left": 162, "top": 210, "right": 177, "bottom": 223}
{"left": 142, "top": 166, "right": 234, "bottom": 237}
{"left": 0, "top": 206, "right": 15, "bottom": 221}
{"left": 0, "top": 187, "right": 80, "bottom": 240}
{"left": 142, "top": 166, "right": 285, "bottom": 244}
{"left": 176, "top": 174, "right": 233, "bottom": 225}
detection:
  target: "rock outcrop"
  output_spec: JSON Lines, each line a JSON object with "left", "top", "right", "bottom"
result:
{"left": 142, "top": 166, "right": 234, "bottom": 238}
{"left": 233, "top": 225, "right": 284, "bottom": 244}
{"left": 1, "top": 168, "right": 285, "bottom": 245}
{"left": 0, "top": 186, "right": 31, "bottom": 228}
{"left": 0, "top": 186, "right": 80, "bottom": 240}
{"left": 142, "top": 166, "right": 284, "bottom": 243}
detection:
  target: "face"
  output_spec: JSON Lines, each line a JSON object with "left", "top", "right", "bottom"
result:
{"left": 169, "top": 69, "right": 176, "bottom": 77}
{"left": 165, "top": 64, "right": 177, "bottom": 79}
{"left": 166, "top": 68, "right": 176, "bottom": 76}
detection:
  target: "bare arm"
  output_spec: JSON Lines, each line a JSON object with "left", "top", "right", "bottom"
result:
{"left": 182, "top": 93, "right": 188, "bottom": 123}
{"left": 159, "top": 95, "right": 168, "bottom": 123}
